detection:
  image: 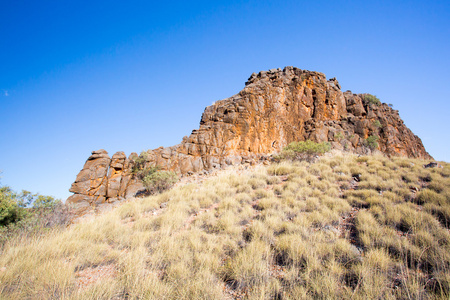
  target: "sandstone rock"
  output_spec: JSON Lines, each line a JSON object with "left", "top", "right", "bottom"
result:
{"left": 66, "top": 194, "right": 92, "bottom": 205}
{"left": 344, "top": 92, "right": 366, "bottom": 117}
{"left": 69, "top": 150, "right": 111, "bottom": 204}
{"left": 67, "top": 67, "right": 432, "bottom": 211}
{"left": 106, "top": 151, "right": 127, "bottom": 198}
{"left": 65, "top": 195, "right": 91, "bottom": 215}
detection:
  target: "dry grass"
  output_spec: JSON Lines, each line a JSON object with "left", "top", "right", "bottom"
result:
{"left": 0, "top": 153, "right": 449, "bottom": 299}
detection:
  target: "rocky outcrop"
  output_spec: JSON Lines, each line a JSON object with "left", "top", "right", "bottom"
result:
{"left": 67, "top": 150, "right": 143, "bottom": 207}
{"left": 66, "top": 67, "right": 432, "bottom": 207}
{"left": 67, "top": 150, "right": 110, "bottom": 206}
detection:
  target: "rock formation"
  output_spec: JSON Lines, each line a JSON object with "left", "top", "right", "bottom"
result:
{"left": 66, "top": 67, "right": 432, "bottom": 207}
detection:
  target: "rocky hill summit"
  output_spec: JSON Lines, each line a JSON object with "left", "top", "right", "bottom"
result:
{"left": 67, "top": 67, "right": 431, "bottom": 208}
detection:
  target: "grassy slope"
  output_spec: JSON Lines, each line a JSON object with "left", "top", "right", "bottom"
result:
{"left": 0, "top": 153, "right": 449, "bottom": 299}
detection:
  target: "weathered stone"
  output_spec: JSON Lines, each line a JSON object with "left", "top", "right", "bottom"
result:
{"left": 89, "top": 149, "right": 109, "bottom": 160}
{"left": 125, "top": 180, "right": 145, "bottom": 199}
{"left": 66, "top": 194, "right": 93, "bottom": 205}
{"left": 67, "top": 67, "right": 432, "bottom": 212}
{"left": 93, "top": 196, "right": 106, "bottom": 205}
{"left": 106, "top": 151, "right": 127, "bottom": 198}
{"left": 344, "top": 92, "right": 366, "bottom": 117}
{"left": 68, "top": 150, "right": 111, "bottom": 206}
{"left": 110, "top": 151, "right": 126, "bottom": 169}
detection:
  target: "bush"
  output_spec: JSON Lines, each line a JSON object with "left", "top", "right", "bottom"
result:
{"left": 131, "top": 151, "right": 148, "bottom": 173}
{"left": 0, "top": 187, "right": 22, "bottom": 226}
{"left": 0, "top": 185, "right": 68, "bottom": 245}
{"left": 365, "top": 94, "right": 381, "bottom": 105}
{"left": 373, "top": 120, "right": 382, "bottom": 128}
{"left": 335, "top": 132, "right": 345, "bottom": 141}
{"left": 365, "top": 135, "right": 379, "bottom": 150}
{"left": 1, "top": 186, "right": 62, "bottom": 226}
{"left": 137, "top": 166, "right": 159, "bottom": 180}
{"left": 143, "top": 170, "right": 178, "bottom": 194}
{"left": 131, "top": 151, "right": 161, "bottom": 180}
{"left": 131, "top": 151, "right": 178, "bottom": 194}
{"left": 277, "top": 140, "right": 331, "bottom": 162}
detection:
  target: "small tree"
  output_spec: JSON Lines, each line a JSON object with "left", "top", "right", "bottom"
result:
{"left": 33, "top": 195, "right": 60, "bottom": 209}
{"left": 143, "top": 171, "right": 178, "bottom": 194}
{"left": 365, "top": 135, "right": 379, "bottom": 150}
{"left": 131, "top": 151, "right": 162, "bottom": 180}
{"left": 0, "top": 185, "right": 63, "bottom": 232}
{"left": 131, "top": 151, "right": 149, "bottom": 174}
{"left": 0, "top": 187, "right": 22, "bottom": 226}
{"left": 365, "top": 94, "right": 381, "bottom": 106}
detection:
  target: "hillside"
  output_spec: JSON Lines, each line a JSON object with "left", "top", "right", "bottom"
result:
{"left": 1, "top": 152, "right": 449, "bottom": 299}
{"left": 67, "top": 67, "right": 431, "bottom": 213}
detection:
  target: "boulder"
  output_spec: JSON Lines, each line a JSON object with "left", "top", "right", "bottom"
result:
{"left": 106, "top": 151, "right": 127, "bottom": 199}
{"left": 68, "top": 150, "right": 111, "bottom": 205}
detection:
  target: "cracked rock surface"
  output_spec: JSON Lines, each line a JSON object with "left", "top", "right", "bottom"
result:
{"left": 67, "top": 67, "right": 431, "bottom": 209}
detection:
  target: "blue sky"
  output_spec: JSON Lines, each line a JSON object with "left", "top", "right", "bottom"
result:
{"left": 1, "top": 0, "right": 449, "bottom": 200}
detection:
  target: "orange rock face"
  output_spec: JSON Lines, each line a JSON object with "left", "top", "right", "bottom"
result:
{"left": 66, "top": 67, "right": 432, "bottom": 207}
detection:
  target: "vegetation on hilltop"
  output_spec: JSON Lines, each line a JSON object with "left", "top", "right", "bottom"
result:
{"left": 365, "top": 94, "right": 381, "bottom": 106}
{"left": 0, "top": 184, "right": 70, "bottom": 245}
{"left": 131, "top": 151, "right": 178, "bottom": 195}
{"left": 0, "top": 153, "right": 449, "bottom": 299}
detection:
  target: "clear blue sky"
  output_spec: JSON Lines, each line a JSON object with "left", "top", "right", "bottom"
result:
{"left": 1, "top": 0, "right": 449, "bottom": 200}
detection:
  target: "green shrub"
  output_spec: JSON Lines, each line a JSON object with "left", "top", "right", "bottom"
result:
{"left": 0, "top": 187, "right": 22, "bottom": 226}
{"left": 131, "top": 151, "right": 161, "bottom": 180}
{"left": 365, "top": 94, "right": 381, "bottom": 105}
{"left": 373, "top": 120, "right": 382, "bottom": 128}
{"left": 365, "top": 135, "right": 379, "bottom": 150}
{"left": 286, "top": 140, "right": 331, "bottom": 154}
{"left": 138, "top": 166, "right": 159, "bottom": 180}
{"left": 131, "top": 151, "right": 148, "bottom": 171}
{"left": 32, "top": 195, "right": 60, "bottom": 209}
{"left": 143, "top": 170, "right": 178, "bottom": 194}
{"left": 0, "top": 185, "right": 66, "bottom": 245}
{"left": 335, "top": 132, "right": 344, "bottom": 141}
{"left": 277, "top": 140, "right": 331, "bottom": 162}
{"left": 0, "top": 188, "right": 59, "bottom": 226}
